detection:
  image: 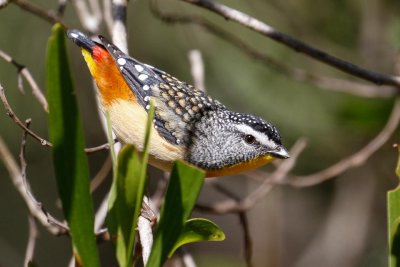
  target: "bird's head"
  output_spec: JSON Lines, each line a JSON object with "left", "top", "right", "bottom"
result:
{"left": 186, "top": 109, "right": 289, "bottom": 177}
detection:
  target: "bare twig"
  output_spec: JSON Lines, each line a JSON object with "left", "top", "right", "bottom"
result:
{"left": 239, "top": 212, "right": 252, "bottom": 267}
{"left": 0, "top": 49, "right": 48, "bottom": 111}
{"left": 85, "top": 142, "right": 111, "bottom": 153}
{"left": 0, "top": 135, "right": 67, "bottom": 235}
{"left": 90, "top": 156, "right": 112, "bottom": 192}
{"left": 286, "top": 98, "right": 400, "bottom": 187}
{"left": 152, "top": 9, "right": 396, "bottom": 98}
{"left": 181, "top": 0, "right": 400, "bottom": 90}
{"left": 103, "top": 0, "right": 113, "bottom": 33}
{"left": 179, "top": 248, "right": 197, "bottom": 267}
{"left": 56, "top": 0, "right": 69, "bottom": 17}
{"left": 24, "top": 215, "right": 38, "bottom": 266}
{"left": 72, "top": 0, "right": 101, "bottom": 33}
{"left": 111, "top": 0, "right": 128, "bottom": 53}
{"left": 94, "top": 193, "right": 110, "bottom": 232}
{"left": 0, "top": 84, "right": 52, "bottom": 147}
{"left": 138, "top": 197, "right": 154, "bottom": 266}
{"left": 188, "top": 50, "right": 206, "bottom": 92}
{"left": 11, "top": 0, "right": 65, "bottom": 26}
{"left": 0, "top": 0, "right": 8, "bottom": 8}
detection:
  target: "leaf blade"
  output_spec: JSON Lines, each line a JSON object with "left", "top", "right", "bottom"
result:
{"left": 147, "top": 161, "right": 205, "bottom": 266}
{"left": 169, "top": 218, "right": 225, "bottom": 256}
{"left": 46, "top": 24, "right": 100, "bottom": 267}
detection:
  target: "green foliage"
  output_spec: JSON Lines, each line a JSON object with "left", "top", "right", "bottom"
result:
{"left": 169, "top": 218, "right": 226, "bottom": 256}
{"left": 388, "top": 147, "right": 400, "bottom": 267}
{"left": 46, "top": 24, "right": 100, "bottom": 267}
{"left": 147, "top": 161, "right": 206, "bottom": 266}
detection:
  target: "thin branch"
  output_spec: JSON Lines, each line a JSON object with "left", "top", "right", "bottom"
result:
{"left": 85, "top": 142, "right": 111, "bottom": 153}
{"left": 151, "top": 9, "right": 396, "bottom": 98}
{"left": 0, "top": 84, "right": 52, "bottom": 147}
{"left": 24, "top": 215, "right": 38, "bottom": 266}
{"left": 210, "top": 184, "right": 253, "bottom": 266}
{"left": 181, "top": 0, "right": 400, "bottom": 90}
{"left": 179, "top": 248, "right": 197, "bottom": 267}
{"left": 138, "top": 197, "right": 155, "bottom": 266}
{"left": 188, "top": 50, "right": 206, "bottom": 92}
{"left": 0, "top": 49, "right": 48, "bottom": 111}
{"left": 286, "top": 98, "right": 400, "bottom": 187}
{"left": 11, "top": 0, "right": 65, "bottom": 26}
{"left": 239, "top": 212, "right": 252, "bottom": 267}
{"left": 111, "top": 0, "right": 129, "bottom": 53}
{"left": 0, "top": 135, "right": 67, "bottom": 235}
{"left": 56, "top": 0, "right": 69, "bottom": 17}
{"left": 94, "top": 193, "right": 110, "bottom": 232}
{"left": 90, "top": 156, "right": 112, "bottom": 192}
{"left": 72, "top": 0, "right": 101, "bottom": 33}
{"left": 0, "top": 0, "right": 8, "bottom": 9}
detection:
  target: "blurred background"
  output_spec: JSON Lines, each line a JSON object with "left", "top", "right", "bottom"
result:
{"left": 0, "top": 0, "right": 400, "bottom": 266}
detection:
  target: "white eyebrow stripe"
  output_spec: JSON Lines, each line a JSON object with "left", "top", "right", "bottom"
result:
{"left": 235, "top": 124, "right": 276, "bottom": 148}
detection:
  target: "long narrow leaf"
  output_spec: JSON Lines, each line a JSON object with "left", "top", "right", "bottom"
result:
{"left": 147, "top": 161, "right": 205, "bottom": 266}
{"left": 169, "top": 218, "right": 225, "bottom": 256}
{"left": 46, "top": 24, "right": 100, "bottom": 267}
{"left": 389, "top": 146, "right": 400, "bottom": 267}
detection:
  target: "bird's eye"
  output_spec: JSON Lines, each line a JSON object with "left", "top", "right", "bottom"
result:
{"left": 244, "top": 134, "right": 256, "bottom": 144}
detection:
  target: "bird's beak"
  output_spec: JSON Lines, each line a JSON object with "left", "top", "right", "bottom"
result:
{"left": 67, "top": 29, "right": 96, "bottom": 54}
{"left": 270, "top": 146, "right": 290, "bottom": 159}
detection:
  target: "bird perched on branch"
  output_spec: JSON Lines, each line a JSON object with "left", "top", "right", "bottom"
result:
{"left": 67, "top": 29, "right": 289, "bottom": 177}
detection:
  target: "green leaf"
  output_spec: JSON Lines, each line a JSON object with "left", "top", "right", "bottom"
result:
{"left": 107, "top": 103, "right": 155, "bottom": 267}
{"left": 107, "top": 145, "right": 142, "bottom": 267}
{"left": 169, "top": 218, "right": 225, "bottom": 256}
{"left": 147, "top": 161, "right": 205, "bottom": 266}
{"left": 46, "top": 24, "right": 100, "bottom": 266}
{"left": 388, "top": 146, "right": 400, "bottom": 267}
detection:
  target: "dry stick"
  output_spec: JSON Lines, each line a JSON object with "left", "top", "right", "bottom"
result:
{"left": 0, "top": 0, "right": 8, "bottom": 8}
{"left": 111, "top": 0, "right": 129, "bottom": 53}
{"left": 0, "top": 135, "right": 67, "bottom": 235}
{"left": 25, "top": 215, "right": 38, "bottom": 266}
{"left": 56, "top": 0, "right": 69, "bottom": 17}
{"left": 182, "top": 0, "right": 400, "bottom": 90}
{"left": 73, "top": 0, "right": 101, "bottom": 33}
{"left": 0, "top": 84, "right": 111, "bottom": 154}
{"left": 0, "top": 49, "right": 48, "bottom": 111}
{"left": 210, "top": 183, "right": 253, "bottom": 267}
{"left": 239, "top": 212, "right": 252, "bottom": 267}
{"left": 20, "top": 120, "right": 39, "bottom": 266}
{"left": 0, "top": 84, "right": 51, "bottom": 147}
{"left": 11, "top": 0, "right": 65, "bottom": 26}
{"left": 90, "top": 155, "right": 112, "bottom": 192}
{"left": 151, "top": 10, "right": 396, "bottom": 98}
{"left": 286, "top": 98, "right": 400, "bottom": 187}
{"left": 188, "top": 50, "right": 206, "bottom": 92}
{"left": 196, "top": 139, "right": 306, "bottom": 214}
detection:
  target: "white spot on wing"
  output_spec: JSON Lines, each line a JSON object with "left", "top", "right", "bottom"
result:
{"left": 143, "top": 85, "right": 149, "bottom": 91}
{"left": 117, "top": 58, "right": 126, "bottom": 66}
{"left": 70, "top": 32, "right": 78, "bottom": 38}
{"left": 135, "top": 65, "right": 144, "bottom": 72}
{"left": 138, "top": 74, "right": 148, "bottom": 81}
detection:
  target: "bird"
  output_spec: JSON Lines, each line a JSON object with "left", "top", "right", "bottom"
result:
{"left": 67, "top": 29, "right": 289, "bottom": 177}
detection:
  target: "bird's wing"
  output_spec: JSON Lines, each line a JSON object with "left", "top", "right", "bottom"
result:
{"left": 99, "top": 35, "right": 224, "bottom": 146}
